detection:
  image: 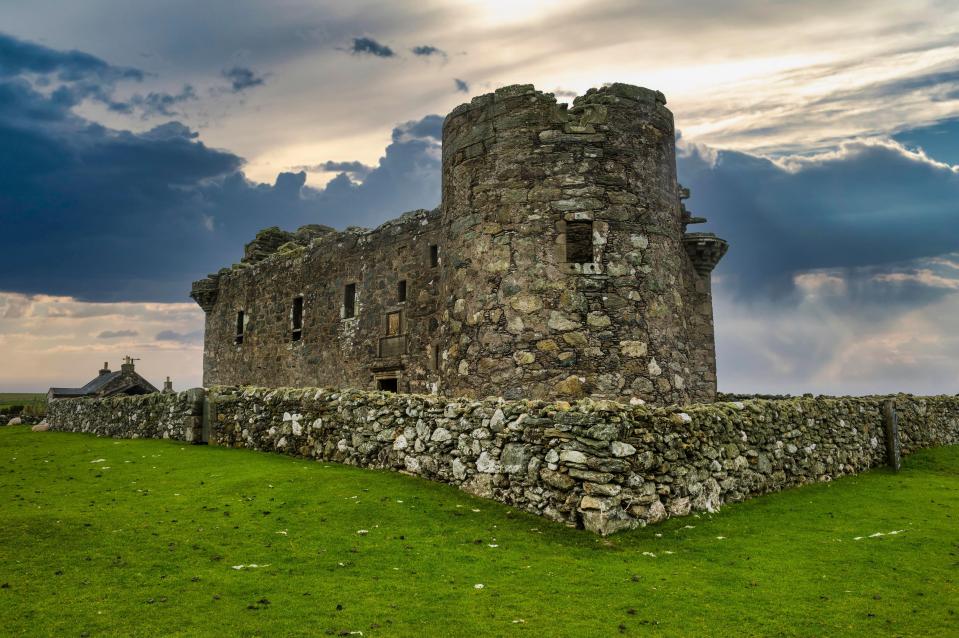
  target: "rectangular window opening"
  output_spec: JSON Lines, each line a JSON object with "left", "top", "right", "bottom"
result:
{"left": 566, "top": 221, "right": 594, "bottom": 264}
{"left": 386, "top": 311, "right": 402, "bottom": 337}
{"left": 377, "top": 377, "right": 398, "bottom": 393}
{"left": 343, "top": 283, "right": 356, "bottom": 319}
{"left": 397, "top": 279, "right": 407, "bottom": 303}
{"left": 433, "top": 344, "right": 441, "bottom": 370}
{"left": 291, "top": 296, "right": 303, "bottom": 341}
{"left": 429, "top": 244, "right": 439, "bottom": 267}
{"left": 235, "top": 310, "right": 245, "bottom": 345}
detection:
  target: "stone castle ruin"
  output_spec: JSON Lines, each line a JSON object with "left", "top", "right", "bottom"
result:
{"left": 49, "top": 83, "right": 959, "bottom": 535}
{"left": 191, "top": 83, "right": 728, "bottom": 406}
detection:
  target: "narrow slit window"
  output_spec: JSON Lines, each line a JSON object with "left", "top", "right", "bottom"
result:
{"left": 291, "top": 296, "right": 303, "bottom": 341}
{"left": 397, "top": 279, "right": 407, "bottom": 303}
{"left": 235, "top": 310, "right": 244, "bottom": 345}
{"left": 433, "top": 344, "right": 441, "bottom": 370}
{"left": 343, "top": 283, "right": 356, "bottom": 319}
{"left": 386, "top": 311, "right": 402, "bottom": 337}
{"left": 429, "top": 244, "right": 439, "bottom": 267}
{"left": 566, "top": 221, "right": 594, "bottom": 264}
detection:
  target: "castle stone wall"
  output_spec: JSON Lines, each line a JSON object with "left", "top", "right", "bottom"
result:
{"left": 198, "top": 209, "right": 444, "bottom": 394}
{"left": 46, "top": 388, "right": 959, "bottom": 534}
{"left": 191, "top": 82, "right": 726, "bottom": 406}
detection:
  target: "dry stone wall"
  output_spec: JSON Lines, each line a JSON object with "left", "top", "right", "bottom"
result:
{"left": 47, "top": 389, "right": 204, "bottom": 442}
{"left": 45, "top": 387, "right": 959, "bottom": 534}
{"left": 205, "top": 387, "right": 959, "bottom": 534}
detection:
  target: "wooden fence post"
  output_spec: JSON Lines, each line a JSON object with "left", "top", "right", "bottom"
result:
{"left": 882, "top": 399, "right": 901, "bottom": 471}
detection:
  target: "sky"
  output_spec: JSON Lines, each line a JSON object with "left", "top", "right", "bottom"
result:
{"left": 1, "top": 0, "right": 957, "bottom": 395}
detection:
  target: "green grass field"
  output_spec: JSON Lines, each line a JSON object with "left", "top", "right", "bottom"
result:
{"left": 0, "top": 393, "right": 46, "bottom": 416}
{"left": 1, "top": 426, "right": 956, "bottom": 637}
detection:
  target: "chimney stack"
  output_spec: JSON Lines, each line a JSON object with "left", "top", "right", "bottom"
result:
{"left": 99, "top": 362, "right": 111, "bottom": 376}
{"left": 121, "top": 355, "right": 138, "bottom": 374}
{"left": 162, "top": 377, "right": 174, "bottom": 394}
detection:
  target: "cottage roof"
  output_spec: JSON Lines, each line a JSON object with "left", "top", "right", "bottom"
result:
{"left": 48, "top": 360, "right": 159, "bottom": 399}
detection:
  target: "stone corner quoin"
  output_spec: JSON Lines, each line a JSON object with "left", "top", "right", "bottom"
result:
{"left": 189, "top": 81, "right": 729, "bottom": 407}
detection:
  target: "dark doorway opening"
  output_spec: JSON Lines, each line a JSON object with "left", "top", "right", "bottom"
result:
{"left": 377, "top": 377, "right": 398, "bottom": 393}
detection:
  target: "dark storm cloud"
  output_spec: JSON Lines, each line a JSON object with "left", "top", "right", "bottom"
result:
{"left": 293, "top": 160, "right": 375, "bottom": 180}
{"left": 0, "top": 31, "right": 200, "bottom": 120}
{"left": 411, "top": 45, "right": 445, "bottom": 58}
{"left": 0, "top": 37, "right": 441, "bottom": 302}
{"left": 350, "top": 37, "right": 394, "bottom": 58}
{"left": 116, "top": 84, "right": 197, "bottom": 117}
{"left": 155, "top": 329, "right": 203, "bottom": 343}
{"left": 893, "top": 117, "right": 959, "bottom": 166}
{"left": 454, "top": 78, "right": 469, "bottom": 93}
{"left": 222, "top": 66, "right": 265, "bottom": 92}
{"left": 392, "top": 114, "right": 442, "bottom": 141}
{"left": 675, "top": 133, "right": 959, "bottom": 394}
{"left": 0, "top": 31, "right": 142, "bottom": 82}
{"left": 804, "top": 65, "right": 959, "bottom": 112}
{"left": 677, "top": 139, "right": 959, "bottom": 301}
{"left": 312, "top": 116, "right": 441, "bottom": 225}
{"left": 97, "top": 329, "right": 138, "bottom": 339}
{"left": 3, "top": 34, "right": 955, "bottom": 324}
{"left": 0, "top": 31, "right": 148, "bottom": 114}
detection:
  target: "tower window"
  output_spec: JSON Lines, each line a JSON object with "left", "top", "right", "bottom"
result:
{"left": 429, "top": 244, "right": 439, "bottom": 267}
{"left": 566, "top": 221, "right": 594, "bottom": 264}
{"left": 235, "top": 310, "right": 244, "bottom": 345}
{"left": 291, "top": 296, "right": 303, "bottom": 341}
{"left": 397, "top": 279, "right": 407, "bottom": 302}
{"left": 344, "top": 283, "right": 356, "bottom": 319}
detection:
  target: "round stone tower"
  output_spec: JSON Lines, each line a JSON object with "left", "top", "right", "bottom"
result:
{"left": 437, "top": 83, "right": 724, "bottom": 404}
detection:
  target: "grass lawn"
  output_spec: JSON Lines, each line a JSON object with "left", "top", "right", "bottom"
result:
{"left": 0, "top": 393, "right": 46, "bottom": 416}
{"left": 1, "top": 427, "right": 956, "bottom": 637}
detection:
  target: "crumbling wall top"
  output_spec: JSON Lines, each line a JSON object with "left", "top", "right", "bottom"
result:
{"left": 446, "top": 84, "right": 559, "bottom": 120}
{"left": 572, "top": 83, "right": 666, "bottom": 108}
